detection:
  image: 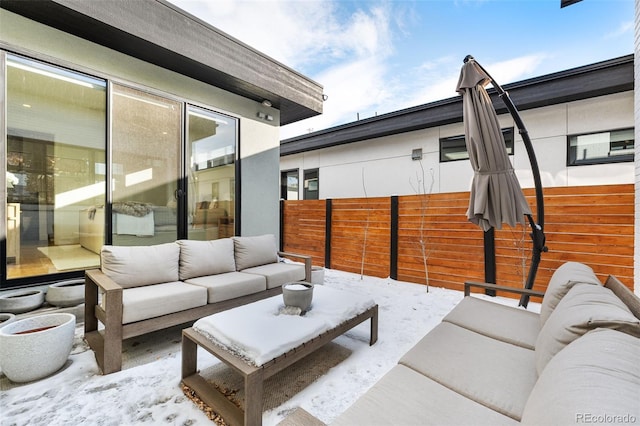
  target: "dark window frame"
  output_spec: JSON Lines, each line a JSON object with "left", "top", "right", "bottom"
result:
{"left": 303, "top": 168, "right": 319, "bottom": 200}
{"left": 567, "top": 128, "right": 634, "bottom": 166}
{"left": 439, "top": 127, "right": 515, "bottom": 163}
{"left": 280, "top": 168, "right": 299, "bottom": 200}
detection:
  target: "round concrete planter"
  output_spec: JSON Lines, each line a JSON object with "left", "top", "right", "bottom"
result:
{"left": 282, "top": 282, "right": 314, "bottom": 313}
{"left": 0, "top": 290, "right": 45, "bottom": 314}
{"left": 46, "top": 279, "right": 85, "bottom": 307}
{"left": 311, "top": 266, "right": 325, "bottom": 285}
{"left": 0, "top": 313, "right": 76, "bottom": 383}
{"left": 0, "top": 313, "right": 16, "bottom": 329}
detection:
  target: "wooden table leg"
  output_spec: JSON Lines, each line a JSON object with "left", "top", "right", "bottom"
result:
{"left": 370, "top": 305, "right": 378, "bottom": 345}
{"left": 182, "top": 330, "right": 198, "bottom": 379}
{"left": 244, "top": 369, "right": 264, "bottom": 426}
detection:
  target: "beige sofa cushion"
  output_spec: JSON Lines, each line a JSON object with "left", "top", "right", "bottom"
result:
{"left": 241, "top": 262, "right": 306, "bottom": 289}
{"left": 233, "top": 234, "right": 278, "bottom": 271}
{"left": 523, "top": 328, "right": 640, "bottom": 425}
{"left": 101, "top": 243, "right": 179, "bottom": 288}
{"left": 184, "top": 272, "right": 266, "bottom": 303}
{"left": 333, "top": 364, "right": 518, "bottom": 426}
{"left": 399, "top": 322, "right": 537, "bottom": 421}
{"left": 443, "top": 296, "right": 540, "bottom": 349}
{"left": 178, "top": 238, "right": 236, "bottom": 280}
{"left": 540, "top": 261, "right": 601, "bottom": 325}
{"left": 121, "top": 281, "right": 207, "bottom": 324}
{"left": 535, "top": 283, "right": 640, "bottom": 374}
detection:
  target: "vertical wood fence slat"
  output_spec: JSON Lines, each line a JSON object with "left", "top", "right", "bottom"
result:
{"left": 281, "top": 184, "right": 634, "bottom": 294}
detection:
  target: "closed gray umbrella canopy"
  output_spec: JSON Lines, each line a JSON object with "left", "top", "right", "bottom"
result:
{"left": 456, "top": 60, "right": 532, "bottom": 232}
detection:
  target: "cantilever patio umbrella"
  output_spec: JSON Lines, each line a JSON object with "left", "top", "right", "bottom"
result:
{"left": 456, "top": 56, "right": 547, "bottom": 307}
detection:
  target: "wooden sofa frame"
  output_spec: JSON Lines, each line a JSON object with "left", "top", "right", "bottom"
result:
{"left": 84, "top": 251, "right": 312, "bottom": 374}
{"left": 465, "top": 274, "right": 640, "bottom": 317}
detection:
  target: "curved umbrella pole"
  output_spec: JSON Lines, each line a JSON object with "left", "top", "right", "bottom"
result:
{"left": 463, "top": 55, "right": 548, "bottom": 308}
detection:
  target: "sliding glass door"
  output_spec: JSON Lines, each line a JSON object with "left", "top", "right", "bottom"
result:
{"left": 187, "top": 106, "right": 237, "bottom": 240}
{"left": 3, "top": 55, "right": 239, "bottom": 286}
{"left": 5, "top": 54, "right": 106, "bottom": 279}
{"left": 110, "top": 84, "right": 182, "bottom": 246}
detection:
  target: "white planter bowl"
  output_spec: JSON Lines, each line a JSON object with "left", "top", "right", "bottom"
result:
{"left": 0, "top": 290, "right": 45, "bottom": 313}
{"left": 0, "top": 313, "right": 16, "bottom": 328}
{"left": 311, "top": 266, "right": 325, "bottom": 285}
{"left": 46, "top": 279, "right": 85, "bottom": 307}
{"left": 282, "top": 282, "right": 314, "bottom": 312}
{"left": 0, "top": 313, "right": 76, "bottom": 383}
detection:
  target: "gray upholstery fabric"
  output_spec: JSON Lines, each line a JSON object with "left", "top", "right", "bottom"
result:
{"left": 399, "top": 322, "right": 537, "bottom": 421}
{"left": 241, "top": 262, "right": 305, "bottom": 289}
{"left": 233, "top": 234, "right": 278, "bottom": 271}
{"left": 121, "top": 281, "right": 207, "bottom": 324}
{"left": 523, "top": 328, "right": 640, "bottom": 425}
{"left": 540, "top": 261, "right": 601, "bottom": 325}
{"left": 101, "top": 243, "right": 179, "bottom": 288}
{"left": 184, "top": 272, "right": 266, "bottom": 303}
{"left": 178, "top": 238, "right": 236, "bottom": 280}
{"left": 535, "top": 283, "right": 640, "bottom": 374}
{"left": 332, "top": 364, "right": 518, "bottom": 426}
{"left": 443, "top": 296, "right": 540, "bottom": 349}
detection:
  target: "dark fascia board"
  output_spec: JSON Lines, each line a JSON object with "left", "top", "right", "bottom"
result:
{"left": 281, "top": 54, "right": 633, "bottom": 156}
{"left": 0, "top": 0, "right": 323, "bottom": 125}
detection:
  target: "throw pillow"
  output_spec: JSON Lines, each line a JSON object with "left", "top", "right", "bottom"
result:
{"left": 233, "top": 234, "right": 278, "bottom": 271}
{"left": 523, "top": 328, "right": 640, "bottom": 425}
{"left": 177, "top": 238, "right": 236, "bottom": 280}
{"left": 540, "top": 262, "right": 601, "bottom": 326}
{"left": 535, "top": 283, "right": 640, "bottom": 375}
{"left": 101, "top": 242, "right": 180, "bottom": 288}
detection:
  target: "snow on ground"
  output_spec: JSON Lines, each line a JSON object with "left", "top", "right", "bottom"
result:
{"left": 1, "top": 269, "right": 539, "bottom": 426}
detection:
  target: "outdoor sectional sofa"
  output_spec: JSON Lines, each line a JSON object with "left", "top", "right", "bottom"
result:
{"left": 332, "top": 262, "right": 640, "bottom": 425}
{"left": 84, "top": 234, "right": 311, "bottom": 374}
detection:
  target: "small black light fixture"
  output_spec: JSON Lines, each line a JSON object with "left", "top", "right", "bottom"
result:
{"left": 411, "top": 148, "right": 423, "bottom": 161}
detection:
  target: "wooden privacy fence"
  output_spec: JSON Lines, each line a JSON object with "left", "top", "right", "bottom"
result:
{"left": 280, "top": 184, "right": 634, "bottom": 294}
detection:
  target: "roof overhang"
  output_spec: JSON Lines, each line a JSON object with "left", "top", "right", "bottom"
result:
{"left": 0, "top": 0, "right": 323, "bottom": 125}
{"left": 281, "top": 54, "right": 633, "bottom": 155}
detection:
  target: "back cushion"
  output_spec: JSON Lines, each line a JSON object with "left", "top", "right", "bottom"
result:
{"left": 178, "top": 238, "right": 236, "bottom": 280}
{"left": 233, "top": 234, "right": 278, "bottom": 271}
{"left": 523, "top": 328, "right": 640, "bottom": 425}
{"left": 101, "top": 243, "right": 179, "bottom": 288}
{"left": 540, "top": 262, "right": 601, "bottom": 325}
{"left": 535, "top": 283, "right": 640, "bottom": 375}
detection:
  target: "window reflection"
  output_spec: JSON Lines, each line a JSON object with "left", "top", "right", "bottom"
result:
{"left": 5, "top": 55, "right": 106, "bottom": 279}
{"left": 187, "top": 106, "right": 237, "bottom": 240}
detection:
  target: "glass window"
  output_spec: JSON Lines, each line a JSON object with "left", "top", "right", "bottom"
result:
{"left": 111, "top": 84, "right": 181, "bottom": 246}
{"left": 281, "top": 169, "right": 299, "bottom": 200}
{"left": 303, "top": 169, "right": 319, "bottom": 200}
{"left": 5, "top": 55, "right": 106, "bottom": 280}
{"left": 568, "top": 128, "right": 634, "bottom": 165}
{"left": 440, "top": 128, "right": 514, "bottom": 162}
{"left": 187, "top": 106, "right": 237, "bottom": 240}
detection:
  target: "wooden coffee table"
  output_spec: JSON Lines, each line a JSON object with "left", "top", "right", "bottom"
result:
{"left": 181, "top": 287, "right": 378, "bottom": 426}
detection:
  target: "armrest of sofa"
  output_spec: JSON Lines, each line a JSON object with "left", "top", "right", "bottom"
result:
{"left": 85, "top": 268, "right": 124, "bottom": 332}
{"left": 464, "top": 281, "right": 545, "bottom": 299}
{"left": 84, "top": 268, "right": 126, "bottom": 374}
{"left": 278, "top": 251, "right": 312, "bottom": 282}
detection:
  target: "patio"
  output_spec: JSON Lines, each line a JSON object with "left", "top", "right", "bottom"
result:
{"left": 0, "top": 268, "right": 538, "bottom": 425}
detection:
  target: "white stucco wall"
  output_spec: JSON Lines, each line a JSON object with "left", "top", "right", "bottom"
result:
{"left": 634, "top": 0, "right": 640, "bottom": 296}
{"left": 281, "top": 91, "right": 634, "bottom": 200}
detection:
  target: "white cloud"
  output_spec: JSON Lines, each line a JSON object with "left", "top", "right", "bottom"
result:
{"left": 168, "top": 1, "right": 552, "bottom": 140}
{"left": 605, "top": 21, "right": 633, "bottom": 40}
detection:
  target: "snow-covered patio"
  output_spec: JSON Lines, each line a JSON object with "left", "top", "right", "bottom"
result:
{"left": 1, "top": 269, "right": 538, "bottom": 426}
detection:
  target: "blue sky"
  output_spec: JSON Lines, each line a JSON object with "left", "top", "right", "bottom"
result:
{"left": 167, "top": 0, "right": 633, "bottom": 139}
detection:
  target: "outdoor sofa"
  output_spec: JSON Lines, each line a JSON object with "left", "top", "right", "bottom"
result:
{"left": 332, "top": 262, "right": 640, "bottom": 425}
{"left": 84, "top": 234, "right": 311, "bottom": 374}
